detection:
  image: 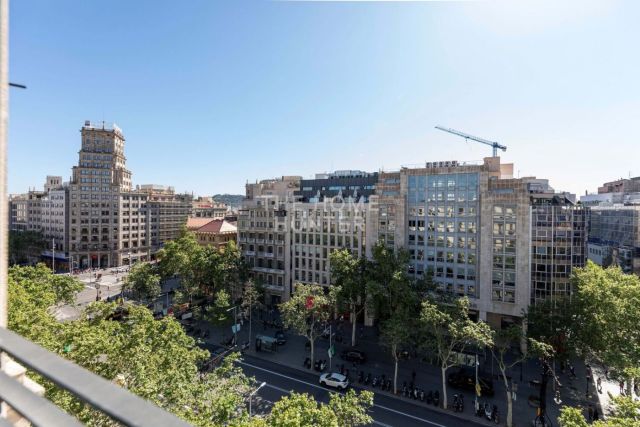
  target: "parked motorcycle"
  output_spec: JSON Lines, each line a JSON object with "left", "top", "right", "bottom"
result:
{"left": 433, "top": 390, "right": 440, "bottom": 407}
{"left": 364, "top": 373, "right": 371, "bottom": 385}
{"left": 426, "top": 391, "right": 433, "bottom": 405}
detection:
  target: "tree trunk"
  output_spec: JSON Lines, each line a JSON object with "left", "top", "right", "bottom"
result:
{"left": 351, "top": 305, "right": 357, "bottom": 347}
{"left": 500, "top": 365, "right": 513, "bottom": 427}
{"left": 394, "top": 356, "right": 399, "bottom": 394}
{"left": 310, "top": 338, "right": 315, "bottom": 370}
{"left": 441, "top": 366, "right": 447, "bottom": 408}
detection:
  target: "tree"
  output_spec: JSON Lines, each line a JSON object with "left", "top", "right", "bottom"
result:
{"left": 265, "top": 390, "right": 373, "bottom": 427}
{"left": 279, "top": 284, "right": 335, "bottom": 369}
{"left": 8, "top": 264, "right": 253, "bottom": 426}
{"left": 330, "top": 249, "right": 368, "bottom": 346}
{"left": 559, "top": 396, "right": 640, "bottom": 427}
{"left": 367, "top": 241, "right": 412, "bottom": 322}
{"left": 380, "top": 311, "right": 411, "bottom": 394}
{"left": 570, "top": 262, "right": 640, "bottom": 393}
{"left": 241, "top": 280, "right": 265, "bottom": 346}
{"left": 419, "top": 296, "right": 492, "bottom": 409}
{"left": 8, "top": 230, "right": 47, "bottom": 265}
{"left": 123, "top": 262, "right": 161, "bottom": 302}
{"left": 489, "top": 325, "right": 553, "bottom": 427}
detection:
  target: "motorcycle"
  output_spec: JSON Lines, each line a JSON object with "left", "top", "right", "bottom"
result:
{"left": 385, "top": 379, "right": 392, "bottom": 391}
{"left": 484, "top": 403, "right": 493, "bottom": 421}
{"left": 419, "top": 389, "right": 425, "bottom": 402}
{"left": 452, "top": 394, "right": 464, "bottom": 412}
{"left": 402, "top": 383, "right": 408, "bottom": 397}
{"left": 492, "top": 405, "right": 499, "bottom": 424}
{"left": 426, "top": 391, "right": 433, "bottom": 405}
{"left": 303, "top": 357, "right": 311, "bottom": 369}
{"left": 433, "top": 390, "right": 440, "bottom": 407}
{"left": 372, "top": 376, "right": 379, "bottom": 388}
{"left": 364, "top": 373, "right": 371, "bottom": 385}
{"left": 412, "top": 387, "right": 419, "bottom": 400}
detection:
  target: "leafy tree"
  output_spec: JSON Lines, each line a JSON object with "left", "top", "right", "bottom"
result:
{"left": 380, "top": 311, "right": 412, "bottom": 394}
{"left": 419, "top": 296, "right": 492, "bottom": 409}
{"left": 489, "top": 325, "right": 553, "bottom": 427}
{"left": 204, "top": 289, "right": 233, "bottom": 326}
{"left": 559, "top": 396, "right": 640, "bottom": 427}
{"left": 8, "top": 264, "right": 254, "bottom": 426}
{"left": 241, "top": 280, "right": 264, "bottom": 345}
{"left": 330, "top": 249, "right": 368, "bottom": 346}
{"left": 8, "top": 230, "right": 47, "bottom": 265}
{"left": 123, "top": 262, "right": 161, "bottom": 302}
{"left": 571, "top": 262, "right": 640, "bottom": 392}
{"left": 264, "top": 390, "right": 373, "bottom": 427}
{"left": 367, "top": 241, "right": 413, "bottom": 322}
{"left": 279, "top": 284, "right": 335, "bottom": 369}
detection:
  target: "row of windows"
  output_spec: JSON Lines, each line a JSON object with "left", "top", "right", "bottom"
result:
{"left": 408, "top": 205, "right": 478, "bottom": 217}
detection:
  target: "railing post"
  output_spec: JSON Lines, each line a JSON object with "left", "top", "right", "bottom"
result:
{"left": 0, "top": 0, "right": 9, "bottom": 333}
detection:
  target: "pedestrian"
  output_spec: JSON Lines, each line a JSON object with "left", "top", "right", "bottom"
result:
{"left": 619, "top": 380, "right": 625, "bottom": 395}
{"left": 597, "top": 377, "right": 602, "bottom": 393}
{"left": 593, "top": 407, "right": 599, "bottom": 421}
{"left": 587, "top": 404, "right": 594, "bottom": 422}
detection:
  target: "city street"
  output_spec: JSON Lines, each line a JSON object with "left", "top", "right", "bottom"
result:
{"left": 239, "top": 354, "right": 483, "bottom": 427}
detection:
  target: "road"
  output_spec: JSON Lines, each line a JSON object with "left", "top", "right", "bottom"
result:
{"left": 238, "top": 354, "right": 484, "bottom": 427}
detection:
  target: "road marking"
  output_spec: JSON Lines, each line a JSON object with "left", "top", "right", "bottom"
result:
{"left": 239, "top": 361, "right": 447, "bottom": 427}
{"left": 372, "top": 421, "right": 393, "bottom": 427}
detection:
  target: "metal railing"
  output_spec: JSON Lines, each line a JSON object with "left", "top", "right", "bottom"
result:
{"left": 0, "top": 327, "right": 192, "bottom": 427}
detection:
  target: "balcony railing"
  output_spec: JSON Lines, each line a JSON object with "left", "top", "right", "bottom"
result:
{"left": 0, "top": 327, "right": 191, "bottom": 427}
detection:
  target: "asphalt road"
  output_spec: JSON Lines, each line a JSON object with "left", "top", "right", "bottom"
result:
{"left": 238, "top": 354, "right": 486, "bottom": 427}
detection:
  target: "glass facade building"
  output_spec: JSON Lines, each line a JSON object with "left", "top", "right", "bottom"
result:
{"left": 407, "top": 172, "right": 479, "bottom": 297}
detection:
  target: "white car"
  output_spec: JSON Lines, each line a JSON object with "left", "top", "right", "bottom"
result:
{"left": 319, "top": 372, "right": 349, "bottom": 390}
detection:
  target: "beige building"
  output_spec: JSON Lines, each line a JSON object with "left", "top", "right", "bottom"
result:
{"left": 139, "top": 185, "right": 192, "bottom": 254}
{"left": 68, "top": 121, "right": 191, "bottom": 268}
{"left": 192, "top": 196, "right": 227, "bottom": 219}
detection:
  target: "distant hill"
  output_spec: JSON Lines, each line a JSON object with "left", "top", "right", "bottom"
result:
{"left": 212, "top": 194, "right": 244, "bottom": 208}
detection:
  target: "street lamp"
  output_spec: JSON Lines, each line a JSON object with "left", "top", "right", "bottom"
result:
{"left": 249, "top": 382, "right": 267, "bottom": 417}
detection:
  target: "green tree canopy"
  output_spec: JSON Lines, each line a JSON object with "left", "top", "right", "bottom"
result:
{"left": 330, "top": 248, "right": 368, "bottom": 346}
{"left": 279, "top": 284, "right": 335, "bottom": 369}
{"left": 123, "top": 262, "right": 161, "bottom": 302}
{"left": 419, "top": 296, "right": 492, "bottom": 409}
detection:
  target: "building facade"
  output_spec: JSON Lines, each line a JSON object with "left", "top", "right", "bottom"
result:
{"left": 587, "top": 205, "right": 640, "bottom": 275}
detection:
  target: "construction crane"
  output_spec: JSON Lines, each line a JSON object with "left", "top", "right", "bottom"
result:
{"left": 435, "top": 126, "right": 507, "bottom": 157}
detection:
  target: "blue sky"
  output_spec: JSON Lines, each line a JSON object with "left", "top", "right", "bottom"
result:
{"left": 8, "top": 0, "right": 639, "bottom": 196}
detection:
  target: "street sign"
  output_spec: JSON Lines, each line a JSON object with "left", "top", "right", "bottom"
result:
{"left": 475, "top": 383, "right": 482, "bottom": 397}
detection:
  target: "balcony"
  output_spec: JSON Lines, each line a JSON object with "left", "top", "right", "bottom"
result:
{"left": 0, "top": 327, "right": 190, "bottom": 426}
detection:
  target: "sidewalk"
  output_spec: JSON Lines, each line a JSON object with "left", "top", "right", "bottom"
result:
{"left": 199, "top": 314, "right": 616, "bottom": 426}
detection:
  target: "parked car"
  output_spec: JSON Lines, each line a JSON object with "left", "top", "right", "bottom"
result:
{"left": 447, "top": 367, "right": 495, "bottom": 397}
{"left": 340, "top": 349, "right": 366, "bottom": 364}
{"left": 274, "top": 330, "right": 287, "bottom": 345}
{"left": 319, "top": 372, "right": 349, "bottom": 390}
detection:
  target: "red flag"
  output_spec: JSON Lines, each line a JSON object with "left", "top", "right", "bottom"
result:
{"left": 305, "top": 296, "right": 314, "bottom": 309}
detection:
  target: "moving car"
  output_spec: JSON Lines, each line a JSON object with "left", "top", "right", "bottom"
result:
{"left": 319, "top": 372, "right": 349, "bottom": 390}
{"left": 447, "top": 367, "right": 495, "bottom": 397}
{"left": 340, "top": 349, "right": 366, "bottom": 364}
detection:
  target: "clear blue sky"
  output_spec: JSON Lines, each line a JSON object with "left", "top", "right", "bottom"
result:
{"left": 8, "top": 0, "right": 640, "bottom": 196}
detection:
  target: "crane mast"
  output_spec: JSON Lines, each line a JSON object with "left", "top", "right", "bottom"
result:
{"left": 435, "top": 126, "right": 507, "bottom": 157}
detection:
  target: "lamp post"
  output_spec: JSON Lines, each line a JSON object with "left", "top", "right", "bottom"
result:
{"left": 249, "top": 382, "right": 267, "bottom": 417}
